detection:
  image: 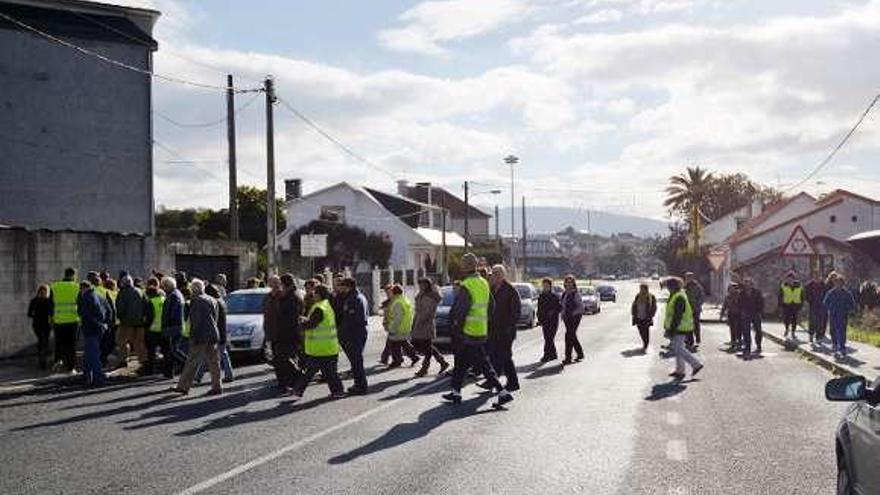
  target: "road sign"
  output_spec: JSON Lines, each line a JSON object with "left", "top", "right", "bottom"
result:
{"left": 707, "top": 251, "right": 726, "bottom": 271}
{"left": 300, "top": 234, "right": 327, "bottom": 257}
{"left": 781, "top": 225, "right": 815, "bottom": 256}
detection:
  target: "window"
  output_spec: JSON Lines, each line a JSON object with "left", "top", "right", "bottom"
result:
{"left": 320, "top": 206, "right": 345, "bottom": 223}
{"left": 830, "top": 215, "right": 836, "bottom": 223}
{"left": 851, "top": 215, "right": 858, "bottom": 223}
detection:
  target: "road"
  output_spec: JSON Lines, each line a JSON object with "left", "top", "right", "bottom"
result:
{"left": 0, "top": 282, "right": 846, "bottom": 494}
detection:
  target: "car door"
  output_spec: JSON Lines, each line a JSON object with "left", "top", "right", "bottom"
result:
{"left": 849, "top": 379, "right": 880, "bottom": 493}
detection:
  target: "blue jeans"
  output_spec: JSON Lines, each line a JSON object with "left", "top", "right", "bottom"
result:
{"left": 829, "top": 314, "right": 848, "bottom": 354}
{"left": 82, "top": 334, "right": 106, "bottom": 385}
{"left": 196, "top": 345, "right": 233, "bottom": 382}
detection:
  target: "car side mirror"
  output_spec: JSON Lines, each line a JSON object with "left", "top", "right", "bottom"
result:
{"left": 825, "top": 376, "right": 867, "bottom": 402}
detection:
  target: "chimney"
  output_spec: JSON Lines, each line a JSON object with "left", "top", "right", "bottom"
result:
{"left": 397, "top": 179, "right": 409, "bottom": 196}
{"left": 285, "top": 179, "right": 302, "bottom": 202}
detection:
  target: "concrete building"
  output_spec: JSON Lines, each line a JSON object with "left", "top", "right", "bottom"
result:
{"left": 277, "top": 181, "right": 465, "bottom": 272}
{"left": 707, "top": 190, "right": 880, "bottom": 311}
{"left": 0, "top": 0, "right": 159, "bottom": 234}
{"left": 396, "top": 181, "right": 492, "bottom": 241}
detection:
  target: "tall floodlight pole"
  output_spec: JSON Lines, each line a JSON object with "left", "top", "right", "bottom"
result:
{"left": 503, "top": 154, "right": 519, "bottom": 272}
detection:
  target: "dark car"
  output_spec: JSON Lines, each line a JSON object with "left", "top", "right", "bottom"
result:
{"left": 596, "top": 284, "right": 617, "bottom": 302}
{"left": 826, "top": 375, "right": 880, "bottom": 494}
{"left": 434, "top": 285, "right": 456, "bottom": 345}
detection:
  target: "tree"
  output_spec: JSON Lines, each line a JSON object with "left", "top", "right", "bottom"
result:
{"left": 664, "top": 166, "right": 714, "bottom": 219}
{"left": 702, "top": 173, "right": 782, "bottom": 222}
{"left": 287, "top": 220, "right": 392, "bottom": 272}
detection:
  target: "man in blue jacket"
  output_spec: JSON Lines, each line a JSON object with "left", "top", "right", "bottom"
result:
{"left": 78, "top": 280, "right": 108, "bottom": 386}
{"left": 160, "top": 276, "right": 185, "bottom": 378}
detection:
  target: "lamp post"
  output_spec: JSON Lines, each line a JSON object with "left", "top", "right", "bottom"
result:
{"left": 503, "top": 154, "right": 519, "bottom": 272}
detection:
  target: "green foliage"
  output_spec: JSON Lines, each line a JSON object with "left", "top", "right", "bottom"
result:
{"left": 664, "top": 167, "right": 782, "bottom": 222}
{"left": 155, "top": 186, "right": 285, "bottom": 246}
{"left": 287, "top": 220, "right": 392, "bottom": 272}
{"left": 597, "top": 243, "right": 637, "bottom": 276}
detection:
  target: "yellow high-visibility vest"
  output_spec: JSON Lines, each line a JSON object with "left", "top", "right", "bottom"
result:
{"left": 51, "top": 280, "right": 80, "bottom": 325}
{"left": 304, "top": 299, "right": 339, "bottom": 357}
{"left": 664, "top": 291, "right": 694, "bottom": 334}
{"left": 781, "top": 285, "right": 804, "bottom": 305}
{"left": 461, "top": 274, "right": 490, "bottom": 338}
{"left": 148, "top": 295, "right": 165, "bottom": 333}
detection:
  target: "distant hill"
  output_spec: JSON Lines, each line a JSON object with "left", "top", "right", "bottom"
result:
{"left": 495, "top": 207, "right": 670, "bottom": 237}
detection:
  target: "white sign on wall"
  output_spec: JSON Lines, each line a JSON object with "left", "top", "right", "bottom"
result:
{"left": 300, "top": 234, "right": 328, "bottom": 257}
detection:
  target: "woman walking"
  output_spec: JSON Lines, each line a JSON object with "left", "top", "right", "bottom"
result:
{"left": 412, "top": 278, "right": 450, "bottom": 377}
{"left": 537, "top": 278, "right": 562, "bottom": 362}
{"left": 561, "top": 275, "right": 585, "bottom": 364}
{"left": 630, "top": 282, "right": 657, "bottom": 351}
{"left": 27, "top": 285, "right": 53, "bottom": 369}
{"left": 289, "top": 284, "right": 345, "bottom": 400}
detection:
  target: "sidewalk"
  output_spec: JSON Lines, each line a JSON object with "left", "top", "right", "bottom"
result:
{"left": 703, "top": 306, "right": 880, "bottom": 382}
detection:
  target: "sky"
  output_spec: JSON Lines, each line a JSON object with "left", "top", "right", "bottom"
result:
{"left": 111, "top": 0, "right": 880, "bottom": 219}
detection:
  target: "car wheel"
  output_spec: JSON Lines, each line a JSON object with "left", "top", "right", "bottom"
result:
{"left": 837, "top": 455, "right": 854, "bottom": 495}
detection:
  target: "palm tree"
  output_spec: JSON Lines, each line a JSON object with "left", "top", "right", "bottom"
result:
{"left": 664, "top": 166, "right": 714, "bottom": 253}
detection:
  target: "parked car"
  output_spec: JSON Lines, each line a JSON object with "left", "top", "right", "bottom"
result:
{"left": 513, "top": 282, "right": 537, "bottom": 328}
{"left": 578, "top": 285, "right": 601, "bottom": 314}
{"left": 826, "top": 374, "right": 880, "bottom": 495}
{"left": 596, "top": 284, "right": 617, "bottom": 302}
{"left": 434, "top": 285, "right": 456, "bottom": 345}
{"left": 226, "top": 288, "right": 271, "bottom": 360}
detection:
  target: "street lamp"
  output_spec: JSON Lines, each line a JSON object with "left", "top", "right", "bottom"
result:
{"left": 503, "top": 155, "right": 519, "bottom": 272}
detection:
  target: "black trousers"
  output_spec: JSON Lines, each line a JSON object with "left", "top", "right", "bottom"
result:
{"left": 541, "top": 320, "right": 559, "bottom": 360}
{"left": 412, "top": 338, "right": 448, "bottom": 369}
{"left": 389, "top": 339, "right": 418, "bottom": 365}
{"left": 727, "top": 315, "right": 743, "bottom": 344}
{"left": 144, "top": 331, "right": 164, "bottom": 373}
{"left": 451, "top": 342, "right": 502, "bottom": 392}
{"left": 685, "top": 313, "right": 702, "bottom": 346}
{"left": 54, "top": 323, "right": 78, "bottom": 371}
{"left": 340, "top": 334, "right": 368, "bottom": 390}
{"left": 562, "top": 315, "right": 584, "bottom": 361}
{"left": 293, "top": 355, "right": 343, "bottom": 396}
{"left": 380, "top": 338, "right": 391, "bottom": 364}
{"left": 272, "top": 340, "right": 300, "bottom": 388}
{"left": 636, "top": 322, "right": 651, "bottom": 348}
{"left": 782, "top": 305, "right": 801, "bottom": 332}
{"left": 32, "top": 324, "right": 51, "bottom": 368}
{"left": 100, "top": 325, "right": 116, "bottom": 366}
{"left": 489, "top": 335, "right": 518, "bottom": 391}
{"left": 160, "top": 335, "right": 181, "bottom": 378}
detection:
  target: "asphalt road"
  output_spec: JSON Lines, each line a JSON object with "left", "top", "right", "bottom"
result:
{"left": 0, "top": 282, "right": 847, "bottom": 494}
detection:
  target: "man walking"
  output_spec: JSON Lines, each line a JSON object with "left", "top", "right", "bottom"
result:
{"left": 144, "top": 277, "right": 165, "bottom": 375}
{"left": 115, "top": 275, "right": 150, "bottom": 374}
{"left": 824, "top": 273, "right": 857, "bottom": 358}
{"left": 683, "top": 272, "right": 704, "bottom": 350}
{"left": 537, "top": 278, "right": 562, "bottom": 362}
{"left": 487, "top": 265, "right": 521, "bottom": 392}
{"left": 288, "top": 285, "right": 345, "bottom": 401}
{"left": 271, "top": 273, "right": 303, "bottom": 394}
{"left": 50, "top": 267, "right": 80, "bottom": 373}
{"left": 664, "top": 277, "right": 703, "bottom": 380}
{"left": 442, "top": 253, "right": 513, "bottom": 409}
{"left": 78, "top": 280, "right": 108, "bottom": 386}
{"left": 386, "top": 285, "right": 419, "bottom": 368}
{"left": 739, "top": 277, "right": 765, "bottom": 359}
{"left": 779, "top": 271, "right": 804, "bottom": 339}
{"left": 804, "top": 273, "right": 827, "bottom": 343}
{"left": 338, "top": 277, "right": 369, "bottom": 395}
{"left": 160, "top": 276, "right": 185, "bottom": 378}
{"left": 172, "top": 279, "right": 223, "bottom": 396}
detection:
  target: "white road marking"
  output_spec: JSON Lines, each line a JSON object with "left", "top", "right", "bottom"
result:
{"left": 668, "top": 487, "right": 689, "bottom": 495}
{"left": 178, "top": 335, "right": 550, "bottom": 495}
{"left": 666, "top": 440, "right": 688, "bottom": 462}
{"left": 666, "top": 411, "right": 683, "bottom": 426}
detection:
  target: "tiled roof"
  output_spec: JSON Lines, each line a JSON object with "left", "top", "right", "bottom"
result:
{"left": 402, "top": 184, "right": 490, "bottom": 219}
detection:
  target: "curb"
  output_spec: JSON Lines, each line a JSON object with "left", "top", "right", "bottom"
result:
{"left": 760, "top": 329, "right": 856, "bottom": 378}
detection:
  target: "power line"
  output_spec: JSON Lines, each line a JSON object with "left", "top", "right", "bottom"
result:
{"left": 275, "top": 95, "right": 398, "bottom": 179}
{"left": 154, "top": 92, "right": 261, "bottom": 128}
{"left": 0, "top": 10, "right": 262, "bottom": 93}
{"left": 784, "top": 92, "right": 880, "bottom": 193}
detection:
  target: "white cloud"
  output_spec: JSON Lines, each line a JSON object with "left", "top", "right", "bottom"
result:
{"left": 574, "top": 8, "right": 624, "bottom": 25}
{"left": 377, "top": 0, "right": 530, "bottom": 56}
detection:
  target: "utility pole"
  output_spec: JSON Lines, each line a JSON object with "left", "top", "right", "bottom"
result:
{"left": 521, "top": 195, "right": 527, "bottom": 281}
{"left": 264, "top": 76, "right": 277, "bottom": 273}
{"left": 495, "top": 203, "right": 500, "bottom": 253}
{"left": 226, "top": 74, "right": 239, "bottom": 241}
{"left": 441, "top": 194, "right": 448, "bottom": 284}
{"left": 463, "top": 181, "right": 469, "bottom": 248}
{"left": 503, "top": 155, "right": 519, "bottom": 274}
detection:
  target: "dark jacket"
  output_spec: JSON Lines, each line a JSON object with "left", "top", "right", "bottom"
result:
{"left": 339, "top": 289, "right": 368, "bottom": 343}
{"left": 805, "top": 279, "right": 827, "bottom": 307}
{"left": 188, "top": 294, "right": 219, "bottom": 345}
{"left": 215, "top": 295, "right": 228, "bottom": 345}
{"left": 411, "top": 288, "right": 440, "bottom": 340}
{"left": 449, "top": 273, "right": 494, "bottom": 345}
{"left": 28, "top": 297, "right": 53, "bottom": 330}
{"left": 276, "top": 287, "right": 304, "bottom": 346}
{"left": 77, "top": 289, "right": 108, "bottom": 338}
{"left": 263, "top": 289, "right": 283, "bottom": 343}
{"left": 537, "top": 290, "right": 561, "bottom": 325}
{"left": 720, "top": 289, "right": 742, "bottom": 319}
{"left": 561, "top": 289, "right": 584, "bottom": 318}
{"left": 824, "top": 287, "right": 856, "bottom": 318}
{"left": 161, "top": 289, "right": 185, "bottom": 337}
{"left": 116, "top": 284, "right": 148, "bottom": 327}
{"left": 685, "top": 280, "right": 705, "bottom": 314}
{"left": 490, "top": 280, "right": 521, "bottom": 341}
{"left": 631, "top": 292, "right": 657, "bottom": 326}
{"left": 739, "top": 287, "right": 765, "bottom": 316}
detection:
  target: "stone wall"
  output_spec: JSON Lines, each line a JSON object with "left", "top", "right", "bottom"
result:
{"left": 0, "top": 228, "right": 257, "bottom": 356}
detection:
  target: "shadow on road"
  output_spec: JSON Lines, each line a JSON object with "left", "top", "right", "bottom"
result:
{"left": 620, "top": 348, "right": 648, "bottom": 358}
{"left": 526, "top": 363, "right": 563, "bottom": 380}
{"left": 645, "top": 380, "right": 688, "bottom": 401}
{"left": 174, "top": 396, "right": 336, "bottom": 436}
{"left": 379, "top": 377, "right": 448, "bottom": 402}
{"left": 516, "top": 362, "right": 542, "bottom": 374}
{"left": 327, "top": 394, "right": 499, "bottom": 465}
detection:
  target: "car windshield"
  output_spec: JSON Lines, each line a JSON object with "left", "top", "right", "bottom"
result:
{"left": 226, "top": 293, "right": 266, "bottom": 315}
{"left": 597, "top": 285, "right": 614, "bottom": 293}
{"left": 514, "top": 285, "right": 533, "bottom": 299}
{"left": 579, "top": 286, "right": 597, "bottom": 296}
{"left": 440, "top": 287, "right": 456, "bottom": 306}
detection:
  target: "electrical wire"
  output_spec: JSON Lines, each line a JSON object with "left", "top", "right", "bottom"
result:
{"left": 153, "top": 92, "right": 261, "bottom": 128}
{"left": 784, "top": 92, "right": 880, "bottom": 193}
{"left": 275, "top": 95, "right": 398, "bottom": 179}
{"left": 0, "top": 10, "right": 262, "bottom": 94}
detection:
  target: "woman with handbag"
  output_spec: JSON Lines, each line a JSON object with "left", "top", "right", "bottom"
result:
{"left": 630, "top": 282, "right": 657, "bottom": 351}
{"left": 561, "top": 275, "right": 585, "bottom": 364}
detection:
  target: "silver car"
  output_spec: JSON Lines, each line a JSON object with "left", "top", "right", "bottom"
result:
{"left": 225, "top": 288, "right": 271, "bottom": 361}
{"left": 826, "top": 375, "right": 880, "bottom": 495}
{"left": 513, "top": 283, "right": 537, "bottom": 328}
{"left": 578, "top": 286, "right": 601, "bottom": 315}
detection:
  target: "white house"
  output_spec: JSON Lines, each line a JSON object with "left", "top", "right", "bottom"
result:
{"left": 276, "top": 182, "right": 465, "bottom": 272}
{"left": 707, "top": 189, "right": 880, "bottom": 309}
